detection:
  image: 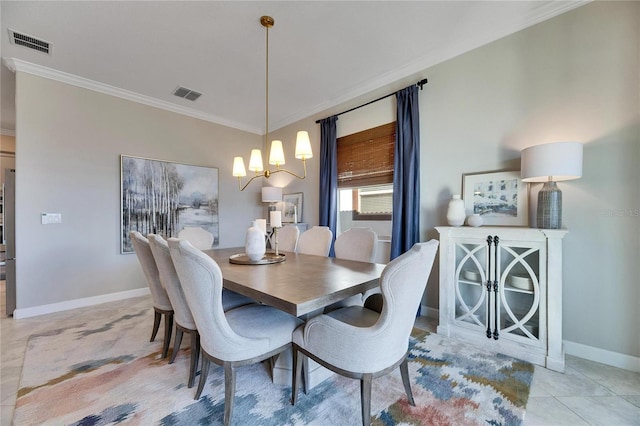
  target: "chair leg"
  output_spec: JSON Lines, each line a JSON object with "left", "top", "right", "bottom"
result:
{"left": 360, "top": 374, "right": 372, "bottom": 426}
{"left": 400, "top": 358, "right": 415, "bottom": 406}
{"left": 195, "top": 353, "right": 210, "bottom": 400}
{"left": 161, "top": 312, "right": 174, "bottom": 358}
{"left": 169, "top": 328, "right": 184, "bottom": 364}
{"left": 188, "top": 332, "right": 201, "bottom": 388}
{"left": 292, "top": 348, "right": 303, "bottom": 405}
{"left": 223, "top": 363, "right": 236, "bottom": 426}
{"left": 150, "top": 310, "right": 162, "bottom": 342}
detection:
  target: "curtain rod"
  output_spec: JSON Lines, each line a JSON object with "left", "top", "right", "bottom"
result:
{"left": 315, "top": 78, "right": 427, "bottom": 124}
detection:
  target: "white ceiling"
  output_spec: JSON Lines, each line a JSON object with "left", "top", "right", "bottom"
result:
{"left": 0, "top": 1, "right": 587, "bottom": 135}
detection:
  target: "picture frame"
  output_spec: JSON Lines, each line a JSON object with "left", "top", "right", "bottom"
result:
{"left": 462, "top": 170, "right": 528, "bottom": 227}
{"left": 282, "top": 192, "right": 303, "bottom": 223}
{"left": 120, "top": 155, "right": 219, "bottom": 253}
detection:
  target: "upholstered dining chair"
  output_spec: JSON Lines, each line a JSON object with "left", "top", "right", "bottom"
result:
{"left": 129, "top": 231, "right": 173, "bottom": 359}
{"left": 178, "top": 226, "right": 214, "bottom": 250}
{"left": 167, "top": 238, "right": 303, "bottom": 426}
{"left": 296, "top": 226, "right": 333, "bottom": 256}
{"left": 334, "top": 227, "right": 378, "bottom": 262}
{"left": 275, "top": 225, "right": 300, "bottom": 252}
{"left": 291, "top": 240, "right": 439, "bottom": 426}
{"left": 148, "top": 234, "right": 254, "bottom": 388}
{"left": 326, "top": 227, "right": 379, "bottom": 311}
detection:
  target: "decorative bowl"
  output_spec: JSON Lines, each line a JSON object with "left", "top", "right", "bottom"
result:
{"left": 508, "top": 274, "right": 534, "bottom": 291}
{"left": 462, "top": 269, "right": 482, "bottom": 282}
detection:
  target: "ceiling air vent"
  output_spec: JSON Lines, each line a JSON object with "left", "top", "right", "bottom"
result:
{"left": 172, "top": 86, "right": 202, "bottom": 102}
{"left": 8, "top": 29, "right": 51, "bottom": 55}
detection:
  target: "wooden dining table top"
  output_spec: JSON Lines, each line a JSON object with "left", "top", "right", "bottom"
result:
{"left": 204, "top": 247, "right": 386, "bottom": 317}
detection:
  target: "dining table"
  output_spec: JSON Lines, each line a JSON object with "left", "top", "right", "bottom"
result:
{"left": 204, "top": 246, "right": 387, "bottom": 387}
{"left": 204, "top": 247, "right": 386, "bottom": 317}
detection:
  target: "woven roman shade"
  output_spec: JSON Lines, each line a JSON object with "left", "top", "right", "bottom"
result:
{"left": 337, "top": 122, "right": 396, "bottom": 188}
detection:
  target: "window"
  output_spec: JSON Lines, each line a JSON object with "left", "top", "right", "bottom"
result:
{"left": 339, "top": 184, "right": 394, "bottom": 221}
{"left": 337, "top": 122, "right": 395, "bottom": 221}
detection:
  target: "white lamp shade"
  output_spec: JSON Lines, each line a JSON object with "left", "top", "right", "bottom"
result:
{"left": 248, "top": 149, "right": 264, "bottom": 172}
{"left": 521, "top": 141, "right": 583, "bottom": 182}
{"left": 269, "top": 140, "right": 286, "bottom": 165}
{"left": 295, "top": 131, "right": 313, "bottom": 160}
{"left": 232, "top": 157, "right": 246, "bottom": 177}
{"left": 261, "top": 186, "right": 282, "bottom": 203}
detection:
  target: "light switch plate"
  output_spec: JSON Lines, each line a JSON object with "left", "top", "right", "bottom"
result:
{"left": 41, "top": 212, "right": 62, "bottom": 224}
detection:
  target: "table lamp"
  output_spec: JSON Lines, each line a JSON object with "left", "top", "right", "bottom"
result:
{"left": 261, "top": 186, "right": 282, "bottom": 213}
{"left": 521, "top": 141, "right": 583, "bottom": 229}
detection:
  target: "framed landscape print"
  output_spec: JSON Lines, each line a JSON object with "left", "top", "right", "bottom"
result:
{"left": 120, "top": 155, "right": 219, "bottom": 253}
{"left": 462, "top": 170, "right": 528, "bottom": 226}
{"left": 282, "top": 192, "right": 303, "bottom": 223}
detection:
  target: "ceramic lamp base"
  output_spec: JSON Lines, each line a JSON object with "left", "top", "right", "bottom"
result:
{"left": 537, "top": 181, "right": 562, "bottom": 229}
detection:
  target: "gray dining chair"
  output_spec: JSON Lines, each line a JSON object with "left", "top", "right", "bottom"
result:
{"left": 328, "top": 227, "right": 379, "bottom": 310}
{"left": 296, "top": 225, "right": 333, "bottom": 256}
{"left": 334, "top": 227, "right": 378, "bottom": 262}
{"left": 178, "top": 226, "right": 214, "bottom": 250}
{"left": 167, "top": 238, "right": 303, "bottom": 426}
{"left": 275, "top": 225, "right": 300, "bottom": 252}
{"left": 291, "top": 240, "right": 439, "bottom": 426}
{"left": 130, "top": 231, "right": 173, "bottom": 358}
{"left": 148, "top": 234, "right": 254, "bottom": 387}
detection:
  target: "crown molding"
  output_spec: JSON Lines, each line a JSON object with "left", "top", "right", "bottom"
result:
{"left": 2, "top": 58, "right": 262, "bottom": 135}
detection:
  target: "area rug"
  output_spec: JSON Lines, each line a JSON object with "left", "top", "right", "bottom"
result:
{"left": 14, "top": 307, "right": 533, "bottom": 425}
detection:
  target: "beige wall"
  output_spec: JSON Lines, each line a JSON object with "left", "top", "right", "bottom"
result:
{"left": 14, "top": 73, "right": 262, "bottom": 310}
{"left": 271, "top": 1, "right": 640, "bottom": 362}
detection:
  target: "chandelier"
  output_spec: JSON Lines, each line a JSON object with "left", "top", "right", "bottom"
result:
{"left": 232, "top": 16, "right": 313, "bottom": 191}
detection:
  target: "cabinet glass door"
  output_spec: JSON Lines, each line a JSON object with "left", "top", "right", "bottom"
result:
{"left": 454, "top": 242, "right": 487, "bottom": 330}
{"left": 498, "top": 244, "right": 544, "bottom": 345}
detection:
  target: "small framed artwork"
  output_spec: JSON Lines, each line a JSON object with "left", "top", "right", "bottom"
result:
{"left": 282, "top": 192, "right": 303, "bottom": 223}
{"left": 462, "top": 170, "right": 528, "bottom": 226}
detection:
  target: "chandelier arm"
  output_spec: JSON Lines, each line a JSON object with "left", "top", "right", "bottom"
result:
{"left": 238, "top": 173, "right": 266, "bottom": 191}
{"left": 271, "top": 160, "right": 308, "bottom": 180}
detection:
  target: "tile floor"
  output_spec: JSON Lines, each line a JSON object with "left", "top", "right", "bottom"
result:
{"left": 1, "top": 292, "right": 639, "bottom": 426}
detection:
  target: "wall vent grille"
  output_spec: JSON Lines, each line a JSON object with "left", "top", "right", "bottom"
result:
{"left": 8, "top": 29, "right": 51, "bottom": 55}
{"left": 173, "top": 86, "right": 202, "bottom": 101}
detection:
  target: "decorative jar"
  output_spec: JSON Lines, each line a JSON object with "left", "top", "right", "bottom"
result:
{"left": 245, "top": 220, "right": 266, "bottom": 261}
{"left": 467, "top": 214, "right": 483, "bottom": 227}
{"left": 446, "top": 195, "right": 466, "bottom": 227}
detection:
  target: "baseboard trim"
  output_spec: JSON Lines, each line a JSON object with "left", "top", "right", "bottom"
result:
{"left": 420, "top": 306, "right": 639, "bottom": 373}
{"left": 13, "top": 287, "right": 150, "bottom": 319}
{"left": 564, "top": 339, "right": 640, "bottom": 373}
{"left": 420, "top": 305, "right": 439, "bottom": 320}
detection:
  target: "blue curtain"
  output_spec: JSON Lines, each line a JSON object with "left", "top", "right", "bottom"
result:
{"left": 390, "top": 85, "right": 421, "bottom": 260}
{"left": 319, "top": 116, "right": 338, "bottom": 257}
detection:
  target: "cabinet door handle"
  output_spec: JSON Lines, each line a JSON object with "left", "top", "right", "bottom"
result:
{"left": 486, "top": 235, "right": 493, "bottom": 339}
{"left": 493, "top": 235, "right": 500, "bottom": 340}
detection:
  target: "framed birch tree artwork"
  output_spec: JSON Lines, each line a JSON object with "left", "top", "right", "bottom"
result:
{"left": 120, "top": 155, "right": 219, "bottom": 253}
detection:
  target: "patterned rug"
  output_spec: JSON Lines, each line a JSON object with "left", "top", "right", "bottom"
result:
{"left": 14, "top": 307, "right": 533, "bottom": 425}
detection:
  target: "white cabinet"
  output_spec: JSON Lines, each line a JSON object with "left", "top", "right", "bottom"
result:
{"left": 436, "top": 226, "right": 567, "bottom": 372}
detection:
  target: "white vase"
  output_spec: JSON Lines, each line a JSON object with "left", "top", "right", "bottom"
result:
{"left": 467, "top": 214, "right": 483, "bottom": 227}
{"left": 245, "top": 221, "right": 266, "bottom": 261}
{"left": 446, "top": 195, "right": 466, "bottom": 227}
